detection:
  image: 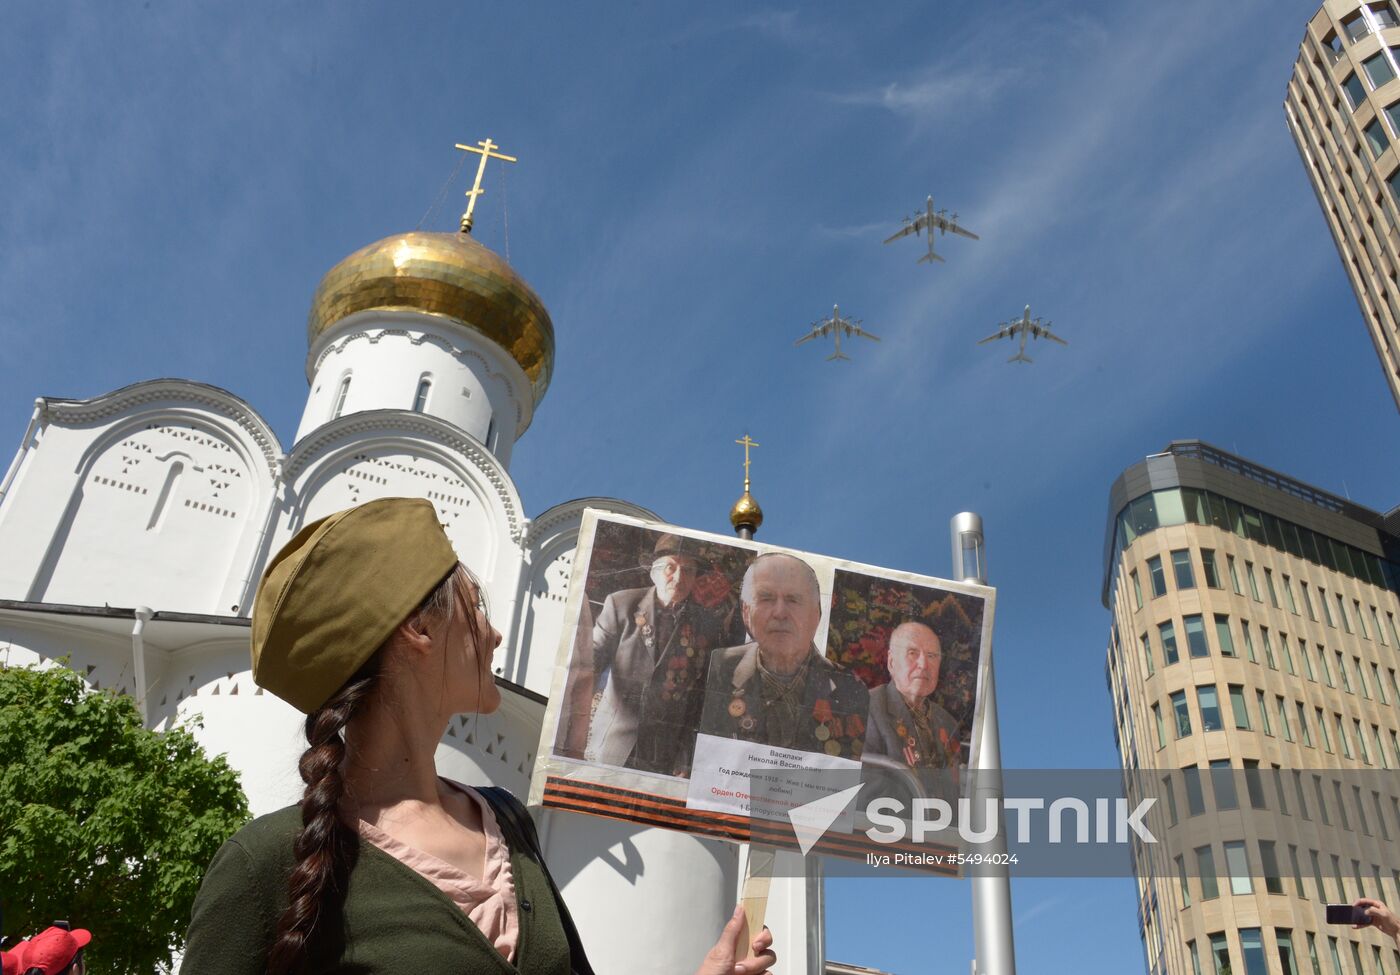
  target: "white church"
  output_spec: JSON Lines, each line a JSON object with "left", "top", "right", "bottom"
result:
{"left": 0, "top": 225, "right": 828, "bottom": 972}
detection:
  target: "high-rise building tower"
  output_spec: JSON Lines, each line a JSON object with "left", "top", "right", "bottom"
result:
{"left": 1103, "top": 441, "right": 1400, "bottom": 975}
{"left": 1286, "top": 0, "right": 1400, "bottom": 410}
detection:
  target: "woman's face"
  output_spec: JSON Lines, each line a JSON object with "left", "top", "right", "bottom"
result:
{"left": 437, "top": 574, "right": 503, "bottom": 717}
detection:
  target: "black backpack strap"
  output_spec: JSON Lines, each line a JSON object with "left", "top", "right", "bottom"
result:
{"left": 478, "top": 786, "right": 596, "bottom": 975}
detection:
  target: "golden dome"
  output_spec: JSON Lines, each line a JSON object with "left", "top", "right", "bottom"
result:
{"left": 729, "top": 490, "right": 764, "bottom": 531}
{"left": 307, "top": 231, "right": 554, "bottom": 406}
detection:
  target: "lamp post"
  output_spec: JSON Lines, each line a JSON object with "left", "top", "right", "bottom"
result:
{"left": 951, "top": 512, "right": 1016, "bottom": 975}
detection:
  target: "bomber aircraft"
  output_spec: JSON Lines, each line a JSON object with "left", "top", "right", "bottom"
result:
{"left": 884, "top": 195, "right": 979, "bottom": 264}
{"left": 795, "top": 304, "right": 880, "bottom": 361}
{"left": 977, "top": 305, "right": 1067, "bottom": 363}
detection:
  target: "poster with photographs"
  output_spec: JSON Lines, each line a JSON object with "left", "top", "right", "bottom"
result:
{"left": 530, "top": 510, "right": 995, "bottom": 868}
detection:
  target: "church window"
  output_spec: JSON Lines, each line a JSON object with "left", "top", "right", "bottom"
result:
{"left": 413, "top": 376, "right": 432, "bottom": 413}
{"left": 332, "top": 375, "right": 351, "bottom": 419}
{"left": 146, "top": 461, "right": 184, "bottom": 531}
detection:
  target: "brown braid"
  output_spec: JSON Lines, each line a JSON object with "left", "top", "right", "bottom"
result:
{"left": 265, "top": 657, "right": 378, "bottom": 975}
{"left": 267, "top": 563, "right": 474, "bottom": 974}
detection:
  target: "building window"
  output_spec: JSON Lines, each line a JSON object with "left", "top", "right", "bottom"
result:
{"left": 1388, "top": 612, "right": 1400, "bottom": 646}
{"left": 1296, "top": 702, "right": 1313, "bottom": 747}
{"left": 331, "top": 375, "right": 351, "bottom": 420}
{"left": 1262, "top": 628, "right": 1278, "bottom": 669}
{"left": 1131, "top": 570, "right": 1142, "bottom": 609}
{"left": 1355, "top": 658, "right": 1370, "bottom": 699}
{"left": 1293, "top": 770, "right": 1309, "bottom": 819}
{"left": 1281, "top": 637, "right": 1297, "bottom": 675}
{"left": 412, "top": 376, "right": 432, "bottom": 413}
{"left": 1172, "top": 549, "right": 1195, "bottom": 589}
{"left": 1321, "top": 590, "right": 1335, "bottom": 627}
{"left": 1307, "top": 933, "right": 1323, "bottom": 975}
{"left": 1327, "top": 937, "right": 1343, "bottom": 975}
{"left": 1375, "top": 3, "right": 1400, "bottom": 29}
{"left": 1164, "top": 775, "right": 1179, "bottom": 826}
{"left": 1344, "top": 71, "right": 1368, "bottom": 109}
{"left": 1274, "top": 928, "right": 1299, "bottom": 975}
{"left": 1188, "top": 939, "right": 1202, "bottom": 975}
{"left": 1185, "top": 766, "right": 1206, "bottom": 816}
{"left": 1244, "top": 759, "right": 1267, "bottom": 809}
{"left": 1209, "top": 759, "right": 1236, "bottom": 809}
{"left": 1199, "top": 852, "right": 1221, "bottom": 901}
{"left": 1374, "top": 792, "right": 1391, "bottom": 840}
{"left": 1277, "top": 696, "right": 1294, "bottom": 742}
{"left": 1141, "top": 633, "right": 1153, "bottom": 676}
{"left": 1159, "top": 621, "right": 1179, "bottom": 665}
{"left": 1318, "top": 709, "right": 1333, "bottom": 753}
{"left": 1289, "top": 846, "right": 1306, "bottom": 898}
{"left": 486, "top": 417, "right": 498, "bottom": 452}
{"left": 1355, "top": 719, "right": 1371, "bottom": 763}
{"left": 1300, "top": 638, "right": 1315, "bottom": 681}
{"left": 1184, "top": 615, "right": 1209, "bottom": 658}
{"left": 1245, "top": 561, "right": 1262, "bottom": 601}
{"left": 1355, "top": 601, "right": 1370, "bottom": 639}
{"left": 1229, "top": 684, "right": 1250, "bottom": 729}
{"left": 1373, "top": 606, "right": 1387, "bottom": 644}
{"left": 1282, "top": 574, "right": 1298, "bottom": 613}
{"left": 1241, "top": 621, "right": 1256, "bottom": 662}
{"left": 1153, "top": 703, "right": 1165, "bottom": 749}
{"left": 1365, "top": 51, "right": 1397, "bottom": 90}
{"left": 1301, "top": 581, "right": 1316, "bottom": 620}
{"left": 1337, "top": 652, "right": 1352, "bottom": 692}
{"left": 1337, "top": 715, "right": 1353, "bottom": 759}
{"left": 1373, "top": 726, "right": 1389, "bottom": 768}
{"left": 1198, "top": 686, "right": 1223, "bottom": 732}
{"left": 1264, "top": 568, "right": 1279, "bottom": 607}
{"left": 1227, "top": 555, "right": 1242, "bottom": 594}
{"left": 1337, "top": 595, "right": 1352, "bottom": 633}
{"left": 1372, "top": 663, "right": 1388, "bottom": 703}
{"left": 1171, "top": 690, "right": 1191, "bottom": 739}
{"left": 1225, "top": 842, "right": 1253, "bottom": 895}
{"left": 1257, "top": 691, "right": 1273, "bottom": 736}
{"left": 1313, "top": 850, "right": 1330, "bottom": 900}
{"left": 1260, "top": 842, "right": 1284, "bottom": 895}
{"left": 1201, "top": 549, "right": 1221, "bottom": 588}
{"left": 1214, "top": 615, "right": 1236, "bottom": 657}
{"left": 1147, "top": 556, "right": 1166, "bottom": 597}
{"left": 1177, "top": 856, "right": 1192, "bottom": 908}
{"left": 1318, "top": 646, "right": 1334, "bottom": 687}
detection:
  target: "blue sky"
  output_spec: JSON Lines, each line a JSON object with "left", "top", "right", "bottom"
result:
{"left": 3, "top": 2, "right": 1398, "bottom": 972}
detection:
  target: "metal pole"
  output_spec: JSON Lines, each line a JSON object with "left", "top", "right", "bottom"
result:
{"left": 950, "top": 512, "right": 1016, "bottom": 975}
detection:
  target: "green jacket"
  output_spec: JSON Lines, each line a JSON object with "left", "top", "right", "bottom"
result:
{"left": 179, "top": 804, "right": 573, "bottom": 974}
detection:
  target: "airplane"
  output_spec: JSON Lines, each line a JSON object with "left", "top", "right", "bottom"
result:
{"left": 794, "top": 304, "right": 880, "bottom": 361}
{"left": 977, "top": 305, "right": 1067, "bottom": 363}
{"left": 883, "top": 195, "right": 980, "bottom": 264}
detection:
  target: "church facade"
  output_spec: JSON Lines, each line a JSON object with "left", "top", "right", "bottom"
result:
{"left": 0, "top": 228, "right": 819, "bottom": 971}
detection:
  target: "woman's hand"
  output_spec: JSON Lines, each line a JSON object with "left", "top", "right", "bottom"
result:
{"left": 694, "top": 905, "right": 777, "bottom": 975}
{"left": 1355, "top": 897, "right": 1400, "bottom": 944}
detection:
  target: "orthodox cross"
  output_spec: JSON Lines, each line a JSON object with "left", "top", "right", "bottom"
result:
{"left": 735, "top": 434, "right": 759, "bottom": 490}
{"left": 454, "top": 137, "right": 518, "bottom": 234}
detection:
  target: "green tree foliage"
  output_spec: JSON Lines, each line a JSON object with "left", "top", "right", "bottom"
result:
{"left": 0, "top": 662, "right": 249, "bottom": 974}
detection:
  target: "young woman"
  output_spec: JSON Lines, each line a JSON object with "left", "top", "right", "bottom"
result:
{"left": 181, "top": 498, "right": 776, "bottom": 974}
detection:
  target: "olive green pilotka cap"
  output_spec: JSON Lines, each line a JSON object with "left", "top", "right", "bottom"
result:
{"left": 250, "top": 497, "right": 458, "bottom": 713}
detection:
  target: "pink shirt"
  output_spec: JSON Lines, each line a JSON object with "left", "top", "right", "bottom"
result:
{"left": 356, "top": 782, "right": 520, "bottom": 963}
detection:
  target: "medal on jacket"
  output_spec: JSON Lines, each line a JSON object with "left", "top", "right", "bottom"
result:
{"left": 635, "top": 612, "right": 654, "bottom": 652}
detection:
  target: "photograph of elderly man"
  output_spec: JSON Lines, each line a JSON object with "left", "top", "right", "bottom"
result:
{"left": 564, "top": 532, "right": 738, "bottom": 776}
{"left": 698, "top": 552, "right": 869, "bottom": 758}
{"left": 863, "top": 620, "right": 962, "bottom": 769}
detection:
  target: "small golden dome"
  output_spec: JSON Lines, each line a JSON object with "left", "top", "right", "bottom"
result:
{"left": 729, "top": 490, "right": 764, "bottom": 531}
{"left": 307, "top": 231, "right": 554, "bottom": 407}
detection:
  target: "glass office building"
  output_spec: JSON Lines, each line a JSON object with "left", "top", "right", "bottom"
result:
{"left": 1104, "top": 441, "right": 1400, "bottom": 975}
